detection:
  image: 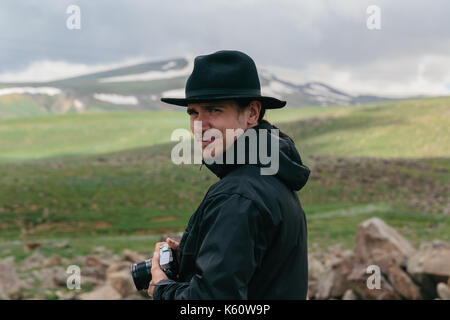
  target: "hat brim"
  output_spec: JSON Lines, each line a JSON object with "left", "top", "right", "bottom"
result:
{"left": 161, "top": 95, "right": 286, "bottom": 109}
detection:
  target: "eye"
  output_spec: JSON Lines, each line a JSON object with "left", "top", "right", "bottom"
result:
{"left": 187, "top": 109, "right": 198, "bottom": 116}
{"left": 211, "top": 108, "right": 221, "bottom": 113}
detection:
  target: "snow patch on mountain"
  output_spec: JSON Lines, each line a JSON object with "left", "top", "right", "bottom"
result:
{"left": 304, "top": 83, "right": 353, "bottom": 105}
{"left": 98, "top": 58, "right": 194, "bottom": 83}
{"left": 261, "top": 80, "right": 295, "bottom": 99}
{"left": 0, "top": 87, "right": 61, "bottom": 96}
{"left": 93, "top": 93, "right": 138, "bottom": 105}
{"left": 161, "top": 88, "right": 185, "bottom": 98}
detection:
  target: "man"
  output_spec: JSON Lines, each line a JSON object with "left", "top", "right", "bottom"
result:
{"left": 149, "top": 50, "right": 310, "bottom": 299}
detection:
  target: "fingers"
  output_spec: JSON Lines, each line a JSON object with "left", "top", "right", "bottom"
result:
{"left": 151, "top": 241, "right": 166, "bottom": 271}
{"left": 148, "top": 280, "right": 155, "bottom": 299}
{"left": 166, "top": 237, "right": 180, "bottom": 250}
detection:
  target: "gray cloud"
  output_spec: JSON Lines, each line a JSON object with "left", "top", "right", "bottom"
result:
{"left": 0, "top": 0, "right": 449, "bottom": 95}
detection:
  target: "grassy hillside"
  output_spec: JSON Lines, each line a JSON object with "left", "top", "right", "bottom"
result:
{"left": 1, "top": 97, "right": 449, "bottom": 163}
{"left": 0, "top": 143, "right": 448, "bottom": 258}
{"left": 0, "top": 94, "right": 48, "bottom": 119}
{"left": 0, "top": 96, "right": 448, "bottom": 261}
{"left": 280, "top": 96, "right": 450, "bottom": 158}
{"left": 0, "top": 104, "right": 354, "bottom": 163}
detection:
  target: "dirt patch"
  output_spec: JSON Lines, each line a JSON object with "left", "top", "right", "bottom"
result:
{"left": 28, "top": 221, "right": 112, "bottom": 233}
{"left": 306, "top": 155, "right": 450, "bottom": 215}
{"left": 149, "top": 216, "right": 177, "bottom": 223}
{"left": 135, "top": 227, "right": 184, "bottom": 235}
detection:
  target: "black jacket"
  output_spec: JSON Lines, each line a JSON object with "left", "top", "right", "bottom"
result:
{"left": 153, "top": 121, "right": 310, "bottom": 299}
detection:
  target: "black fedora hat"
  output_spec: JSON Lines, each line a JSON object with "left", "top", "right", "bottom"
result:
{"left": 160, "top": 50, "right": 286, "bottom": 109}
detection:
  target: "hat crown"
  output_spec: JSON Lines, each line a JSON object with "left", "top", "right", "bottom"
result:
{"left": 186, "top": 50, "right": 261, "bottom": 98}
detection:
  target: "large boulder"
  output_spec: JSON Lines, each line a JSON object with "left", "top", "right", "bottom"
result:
{"left": 347, "top": 264, "right": 400, "bottom": 300}
{"left": 385, "top": 265, "right": 421, "bottom": 299}
{"left": 407, "top": 241, "right": 450, "bottom": 279}
{"left": 315, "top": 251, "right": 354, "bottom": 299}
{"left": 106, "top": 270, "right": 136, "bottom": 297}
{"left": 350, "top": 217, "right": 423, "bottom": 299}
{"left": 407, "top": 240, "right": 450, "bottom": 298}
{"left": 354, "top": 217, "right": 416, "bottom": 270}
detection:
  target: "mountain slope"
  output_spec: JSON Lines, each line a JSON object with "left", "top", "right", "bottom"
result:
{"left": 0, "top": 57, "right": 394, "bottom": 118}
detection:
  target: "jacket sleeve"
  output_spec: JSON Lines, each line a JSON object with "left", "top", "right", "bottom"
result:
{"left": 153, "top": 193, "right": 275, "bottom": 300}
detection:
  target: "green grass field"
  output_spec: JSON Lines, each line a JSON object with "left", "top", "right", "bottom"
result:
{"left": 0, "top": 103, "right": 357, "bottom": 163}
{"left": 0, "top": 97, "right": 449, "bottom": 261}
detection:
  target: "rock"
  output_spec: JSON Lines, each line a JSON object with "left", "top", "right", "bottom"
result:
{"left": 354, "top": 217, "right": 416, "bottom": 270}
{"left": 406, "top": 241, "right": 450, "bottom": 299}
{"left": 106, "top": 270, "right": 136, "bottom": 297}
{"left": 122, "top": 250, "right": 145, "bottom": 263}
{"left": 347, "top": 264, "right": 400, "bottom": 300}
{"left": 32, "top": 267, "right": 62, "bottom": 287}
{"left": 81, "top": 276, "right": 104, "bottom": 288}
{"left": 316, "top": 252, "right": 354, "bottom": 299}
{"left": 85, "top": 256, "right": 109, "bottom": 269}
{"left": 307, "top": 280, "right": 318, "bottom": 300}
{"left": 53, "top": 271, "right": 70, "bottom": 287}
{"left": 342, "top": 289, "right": 358, "bottom": 300}
{"left": 307, "top": 257, "right": 325, "bottom": 298}
{"left": 43, "top": 255, "right": 62, "bottom": 268}
{"left": 308, "top": 257, "right": 325, "bottom": 281}
{"left": 55, "top": 290, "right": 76, "bottom": 300}
{"left": 25, "top": 242, "right": 42, "bottom": 251}
{"left": 107, "top": 261, "right": 132, "bottom": 275}
{"left": 386, "top": 265, "right": 421, "bottom": 299}
{"left": 436, "top": 282, "right": 450, "bottom": 300}
{"left": 78, "top": 284, "right": 121, "bottom": 300}
{"left": 81, "top": 266, "right": 106, "bottom": 280}
{"left": 123, "top": 293, "right": 147, "bottom": 300}
{"left": 407, "top": 241, "right": 450, "bottom": 278}
{"left": 20, "top": 252, "right": 45, "bottom": 270}
{"left": 0, "top": 257, "right": 22, "bottom": 299}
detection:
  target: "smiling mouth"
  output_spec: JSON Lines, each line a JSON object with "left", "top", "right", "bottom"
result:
{"left": 202, "top": 136, "right": 216, "bottom": 146}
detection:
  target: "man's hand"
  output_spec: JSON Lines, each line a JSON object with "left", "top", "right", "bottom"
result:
{"left": 147, "top": 238, "right": 180, "bottom": 299}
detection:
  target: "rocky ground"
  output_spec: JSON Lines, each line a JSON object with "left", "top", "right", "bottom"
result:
{"left": 0, "top": 218, "right": 449, "bottom": 300}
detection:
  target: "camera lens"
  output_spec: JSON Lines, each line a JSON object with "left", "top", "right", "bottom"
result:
{"left": 130, "top": 259, "right": 152, "bottom": 291}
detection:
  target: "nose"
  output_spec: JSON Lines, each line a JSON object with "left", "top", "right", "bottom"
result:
{"left": 196, "top": 111, "right": 211, "bottom": 132}
{"left": 191, "top": 112, "right": 210, "bottom": 140}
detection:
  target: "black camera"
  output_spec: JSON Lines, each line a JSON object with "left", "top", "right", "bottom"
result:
{"left": 130, "top": 243, "right": 178, "bottom": 291}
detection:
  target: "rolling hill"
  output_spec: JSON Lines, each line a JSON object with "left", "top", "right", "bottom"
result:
{"left": 0, "top": 97, "right": 447, "bottom": 163}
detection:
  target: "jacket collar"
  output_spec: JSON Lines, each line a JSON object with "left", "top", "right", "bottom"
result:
{"left": 202, "top": 121, "right": 310, "bottom": 191}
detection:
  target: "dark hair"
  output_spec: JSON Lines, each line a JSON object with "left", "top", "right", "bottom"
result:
{"left": 235, "top": 98, "right": 295, "bottom": 144}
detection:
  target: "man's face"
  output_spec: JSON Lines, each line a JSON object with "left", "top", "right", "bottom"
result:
{"left": 187, "top": 100, "right": 251, "bottom": 158}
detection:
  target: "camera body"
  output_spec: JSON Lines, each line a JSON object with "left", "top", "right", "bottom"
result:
{"left": 130, "top": 243, "right": 178, "bottom": 291}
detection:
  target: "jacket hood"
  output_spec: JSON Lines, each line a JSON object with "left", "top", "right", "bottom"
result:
{"left": 202, "top": 121, "right": 310, "bottom": 191}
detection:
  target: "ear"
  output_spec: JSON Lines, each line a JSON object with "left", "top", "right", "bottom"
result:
{"left": 247, "top": 100, "right": 262, "bottom": 127}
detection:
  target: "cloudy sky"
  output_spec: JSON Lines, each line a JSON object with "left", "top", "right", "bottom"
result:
{"left": 1, "top": 0, "right": 449, "bottom": 96}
